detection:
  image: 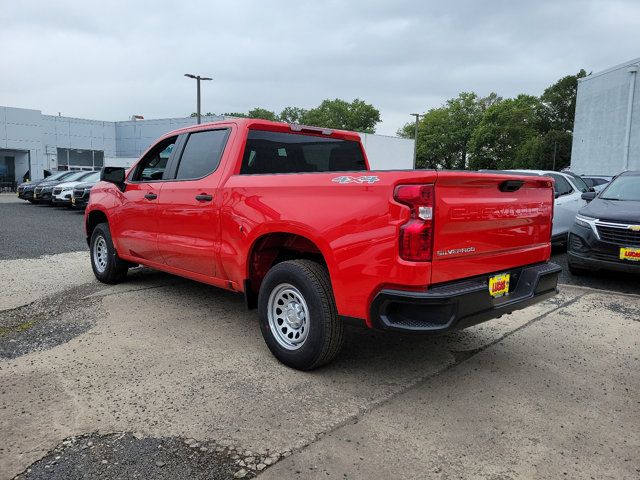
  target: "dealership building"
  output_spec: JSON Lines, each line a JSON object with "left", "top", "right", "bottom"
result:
{"left": 571, "top": 57, "right": 640, "bottom": 176}
{"left": 0, "top": 106, "right": 413, "bottom": 186}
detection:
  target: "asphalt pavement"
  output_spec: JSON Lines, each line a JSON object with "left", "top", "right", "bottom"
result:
{"left": 0, "top": 195, "right": 86, "bottom": 260}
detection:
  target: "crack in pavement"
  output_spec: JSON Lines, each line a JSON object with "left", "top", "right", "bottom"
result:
{"left": 280, "top": 292, "right": 586, "bottom": 459}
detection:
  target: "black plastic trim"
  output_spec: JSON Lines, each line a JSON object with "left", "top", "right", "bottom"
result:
{"left": 370, "top": 262, "right": 561, "bottom": 333}
{"left": 243, "top": 279, "right": 257, "bottom": 310}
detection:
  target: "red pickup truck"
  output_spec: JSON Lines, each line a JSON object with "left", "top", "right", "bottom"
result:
{"left": 86, "top": 119, "right": 560, "bottom": 370}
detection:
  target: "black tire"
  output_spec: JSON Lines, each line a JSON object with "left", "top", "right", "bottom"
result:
{"left": 90, "top": 222, "right": 129, "bottom": 284}
{"left": 258, "top": 259, "right": 344, "bottom": 370}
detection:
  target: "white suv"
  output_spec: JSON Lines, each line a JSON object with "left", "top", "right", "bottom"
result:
{"left": 52, "top": 171, "right": 100, "bottom": 206}
{"left": 508, "top": 170, "right": 591, "bottom": 243}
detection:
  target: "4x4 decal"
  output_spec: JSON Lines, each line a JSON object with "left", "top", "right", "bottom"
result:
{"left": 332, "top": 175, "right": 379, "bottom": 184}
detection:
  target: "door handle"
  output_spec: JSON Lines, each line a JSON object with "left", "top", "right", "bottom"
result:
{"left": 144, "top": 193, "right": 157, "bottom": 200}
{"left": 195, "top": 194, "right": 213, "bottom": 202}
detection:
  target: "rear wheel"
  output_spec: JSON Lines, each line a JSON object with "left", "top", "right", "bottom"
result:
{"left": 258, "top": 260, "right": 344, "bottom": 370}
{"left": 90, "top": 222, "right": 129, "bottom": 284}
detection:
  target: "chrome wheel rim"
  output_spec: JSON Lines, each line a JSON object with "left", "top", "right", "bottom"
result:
{"left": 93, "top": 236, "right": 108, "bottom": 273}
{"left": 267, "top": 283, "right": 310, "bottom": 350}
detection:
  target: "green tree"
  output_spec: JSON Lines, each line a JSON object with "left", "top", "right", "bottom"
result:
{"left": 468, "top": 94, "right": 543, "bottom": 170}
{"left": 515, "top": 130, "right": 573, "bottom": 170}
{"left": 398, "top": 92, "right": 501, "bottom": 169}
{"left": 221, "top": 99, "right": 380, "bottom": 132}
{"left": 247, "top": 108, "right": 278, "bottom": 121}
{"left": 302, "top": 98, "right": 381, "bottom": 133}
{"left": 279, "top": 106, "right": 308, "bottom": 124}
{"left": 222, "top": 108, "right": 278, "bottom": 121}
{"left": 540, "top": 69, "right": 588, "bottom": 132}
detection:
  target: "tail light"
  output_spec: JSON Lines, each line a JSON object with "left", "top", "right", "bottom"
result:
{"left": 394, "top": 184, "right": 434, "bottom": 261}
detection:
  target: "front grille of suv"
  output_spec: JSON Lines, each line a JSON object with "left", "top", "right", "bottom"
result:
{"left": 73, "top": 188, "right": 88, "bottom": 199}
{"left": 597, "top": 224, "right": 640, "bottom": 246}
{"left": 53, "top": 188, "right": 62, "bottom": 196}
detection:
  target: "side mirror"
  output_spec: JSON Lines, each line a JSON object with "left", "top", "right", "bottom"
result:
{"left": 554, "top": 192, "right": 560, "bottom": 199}
{"left": 100, "top": 167, "right": 126, "bottom": 186}
{"left": 581, "top": 191, "right": 596, "bottom": 202}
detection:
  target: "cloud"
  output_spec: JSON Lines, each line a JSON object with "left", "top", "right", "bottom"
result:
{"left": 1, "top": 0, "right": 639, "bottom": 134}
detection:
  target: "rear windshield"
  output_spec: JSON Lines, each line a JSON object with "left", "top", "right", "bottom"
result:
{"left": 600, "top": 175, "right": 640, "bottom": 201}
{"left": 240, "top": 130, "right": 366, "bottom": 174}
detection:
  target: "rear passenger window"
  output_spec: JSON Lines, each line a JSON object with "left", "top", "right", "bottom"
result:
{"left": 240, "top": 130, "right": 366, "bottom": 174}
{"left": 550, "top": 174, "right": 573, "bottom": 196}
{"left": 175, "top": 129, "right": 229, "bottom": 180}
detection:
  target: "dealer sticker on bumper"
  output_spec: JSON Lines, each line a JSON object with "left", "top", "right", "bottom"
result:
{"left": 489, "top": 273, "right": 510, "bottom": 298}
{"left": 620, "top": 247, "right": 640, "bottom": 261}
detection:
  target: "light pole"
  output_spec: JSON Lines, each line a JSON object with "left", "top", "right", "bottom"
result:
{"left": 410, "top": 113, "right": 421, "bottom": 169}
{"left": 184, "top": 73, "right": 212, "bottom": 124}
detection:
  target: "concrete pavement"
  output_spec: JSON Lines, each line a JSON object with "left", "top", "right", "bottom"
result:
{"left": 1, "top": 252, "right": 638, "bottom": 479}
{"left": 260, "top": 285, "right": 640, "bottom": 479}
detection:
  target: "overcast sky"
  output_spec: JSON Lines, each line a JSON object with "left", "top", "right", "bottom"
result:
{"left": 1, "top": 0, "right": 639, "bottom": 135}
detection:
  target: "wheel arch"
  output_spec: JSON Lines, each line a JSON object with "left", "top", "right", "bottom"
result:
{"left": 244, "top": 231, "right": 334, "bottom": 309}
{"left": 85, "top": 209, "right": 109, "bottom": 245}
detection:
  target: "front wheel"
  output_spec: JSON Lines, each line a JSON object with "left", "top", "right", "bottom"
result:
{"left": 258, "top": 260, "right": 344, "bottom": 370}
{"left": 90, "top": 222, "right": 129, "bottom": 284}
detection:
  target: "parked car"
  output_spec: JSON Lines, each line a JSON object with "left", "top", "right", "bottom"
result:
{"left": 17, "top": 171, "right": 75, "bottom": 202}
{"left": 85, "top": 119, "right": 560, "bottom": 370}
{"left": 568, "top": 171, "right": 640, "bottom": 275}
{"left": 581, "top": 175, "right": 611, "bottom": 193}
{"left": 71, "top": 178, "right": 101, "bottom": 209}
{"left": 516, "top": 170, "right": 591, "bottom": 242}
{"left": 485, "top": 170, "right": 590, "bottom": 243}
{"left": 33, "top": 171, "right": 94, "bottom": 204}
{"left": 52, "top": 171, "right": 100, "bottom": 206}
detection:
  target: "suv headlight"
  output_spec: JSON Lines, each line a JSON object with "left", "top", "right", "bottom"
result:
{"left": 575, "top": 214, "right": 597, "bottom": 228}
{"left": 574, "top": 214, "right": 600, "bottom": 239}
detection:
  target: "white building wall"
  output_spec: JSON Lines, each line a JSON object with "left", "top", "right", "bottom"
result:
{"left": 571, "top": 57, "right": 640, "bottom": 175}
{"left": 359, "top": 133, "right": 414, "bottom": 170}
{"left": 115, "top": 115, "right": 222, "bottom": 159}
{"left": 41, "top": 115, "right": 117, "bottom": 171}
{"left": 0, "top": 106, "right": 45, "bottom": 179}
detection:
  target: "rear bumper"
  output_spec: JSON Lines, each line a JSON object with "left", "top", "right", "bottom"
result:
{"left": 370, "top": 262, "right": 561, "bottom": 333}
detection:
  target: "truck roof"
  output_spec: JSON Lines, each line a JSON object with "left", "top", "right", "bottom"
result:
{"left": 164, "top": 118, "right": 362, "bottom": 142}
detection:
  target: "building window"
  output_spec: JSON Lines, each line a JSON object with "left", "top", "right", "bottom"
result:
{"left": 55, "top": 148, "right": 104, "bottom": 170}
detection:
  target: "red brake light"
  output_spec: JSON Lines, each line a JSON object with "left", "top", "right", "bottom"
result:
{"left": 394, "top": 184, "right": 434, "bottom": 261}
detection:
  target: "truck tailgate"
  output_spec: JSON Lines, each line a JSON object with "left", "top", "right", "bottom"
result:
{"left": 431, "top": 171, "right": 554, "bottom": 284}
